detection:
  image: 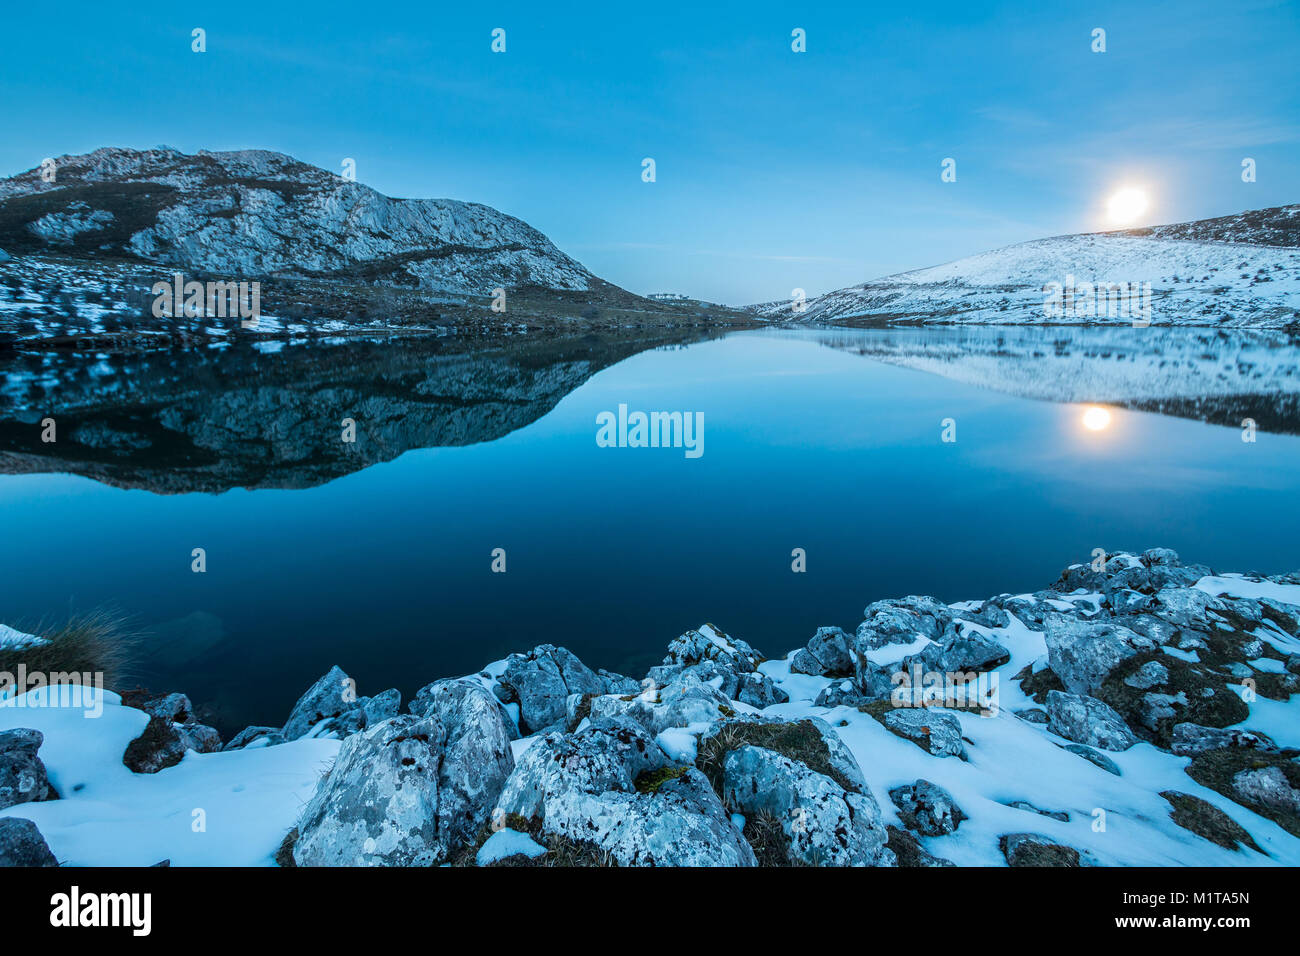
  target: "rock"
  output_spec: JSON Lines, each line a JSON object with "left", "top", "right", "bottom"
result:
{"left": 294, "top": 682, "right": 515, "bottom": 867}
{"left": 789, "top": 626, "right": 855, "bottom": 677}
{"left": 493, "top": 645, "right": 605, "bottom": 734}
{"left": 131, "top": 693, "right": 223, "bottom": 754}
{"left": 1160, "top": 791, "right": 1261, "bottom": 853}
{"left": 1046, "top": 691, "right": 1138, "bottom": 751}
{"left": 954, "top": 601, "right": 1012, "bottom": 629}
{"left": 0, "top": 817, "right": 58, "bottom": 867}
{"left": 1109, "top": 589, "right": 1153, "bottom": 614}
{"left": 734, "top": 671, "right": 789, "bottom": 708}
{"left": 122, "top": 715, "right": 188, "bottom": 773}
{"left": 1123, "top": 660, "right": 1169, "bottom": 690}
{"left": 889, "top": 780, "right": 966, "bottom": 835}
{"left": 700, "top": 715, "right": 869, "bottom": 794}
{"left": 496, "top": 718, "right": 755, "bottom": 866}
{"left": 411, "top": 678, "right": 518, "bottom": 739}
{"left": 177, "top": 723, "right": 222, "bottom": 754}
{"left": 1043, "top": 616, "right": 1151, "bottom": 694}
{"left": 1232, "top": 766, "right": 1300, "bottom": 817}
{"left": 816, "top": 680, "right": 870, "bottom": 709}
{"left": 281, "top": 665, "right": 364, "bottom": 741}
{"left": 1006, "top": 800, "right": 1069, "bottom": 822}
{"left": 1151, "top": 588, "right": 1225, "bottom": 628}
{"left": 590, "top": 671, "right": 732, "bottom": 735}
{"left": 362, "top": 688, "right": 401, "bottom": 725}
{"left": 1000, "top": 833, "right": 1080, "bottom": 867}
{"left": 885, "top": 825, "right": 955, "bottom": 867}
{"left": 882, "top": 708, "right": 967, "bottom": 759}
{"left": 722, "top": 745, "right": 894, "bottom": 866}
{"left": 856, "top": 596, "right": 953, "bottom": 649}
{"left": 910, "top": 623, "right": 1010, "bottom": 673}
{"left": 1014, "top": 707, "right": 1049, "bottom": 725}
{"left": 1143, "top": 547, "right": 1181, "bottom": 567}
{"left": 222, "top": 726, "right": 285, "bottom": 751}
{"left": 663, "top": 623, "right": 764, "bottom": 673}
{"left": 597, "top": 669, "right": 641, "bottom": 696}
{"left": 1060, "top": 743, "right": 1121, "bottom": 775}
{"left": 0, "top": 728, "right": 50, "bottom": 809}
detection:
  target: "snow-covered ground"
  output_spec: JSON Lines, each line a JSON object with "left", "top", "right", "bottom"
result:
{"left": 753, "top": 211, "right": 1300, "bottom": 328}
{"left": 4, "top": 567, "right": 1297, "bottom": 867}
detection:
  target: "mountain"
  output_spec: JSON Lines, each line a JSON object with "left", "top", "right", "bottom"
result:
{"left": 0, "top": 146, "right": 604, "bottom": 295}
{"left": 753, "top": 205, "right": 1300, "bottom": 328}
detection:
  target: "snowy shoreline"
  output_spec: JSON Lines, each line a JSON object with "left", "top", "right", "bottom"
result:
{"left": 3, "top": 548, "right": 1300, "bottom": 867}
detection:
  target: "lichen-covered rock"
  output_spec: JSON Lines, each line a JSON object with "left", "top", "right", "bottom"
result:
{"left": 889, "top": 779, "right": 966, "bottom": 836}
{"left": 908, "top": 623, "right": 1010, "bottom": 673}
{"left": 1046, "top": 691, "right": 1138, "bottom": 752}
{"left": 0, "top": 817, "right": 58, "bottom": 867}
{"left": 663, "top": 623, "right": 763, "bottom": 673}
{"left": 492, "top": 645, "right": 605, "bottom": 734}
{"left": 0, "top": 728, "right": 50, "bottom": 809}
{"left": 281, "top": 665, "right": 363, "bottom": 741}
{"left": 294, "top": 682, "right": 514, "bottom": 867}
{"left": 590, "top": 671, "right": 732, "bottom": 735}
{"left": 1151, "top": 588, "right": 1225, "bottom": 627}
{"left": 132, "top": 692, "right": 223, "bottom": 754}
{"left": 597, "top": 669, "right": 641, "bottom": 696}
{"left": 1043, "top": 616, "right": 1152, "bottom": 694}
{"left": 1232, "top": 766, "right": 1300, "bottom": 818}
{"left": 1000, "top": 832, "right": 1081, "bottom": 867}
{"left": 883, "top": 708, "right": 967, "bottom": 759}
{"left": 722, "top": 745, "right": 894, "bottom": 866}
{"left": 856, "top": 596, "right": 953, "bottom": 649}
{"left": 496, "top": 718, "right": 754, "bottom": 866}
{"left": 411, "top": 678, "right": 516, "bottom": 739}
{"left": 1123, "top": 660, "right": 1170, "bottom": 690}
{"left": 790, "top": 626, "right": 855, "bottom": 676}
{"left": 362, "top": 688, "right": 401, "bottom": 726}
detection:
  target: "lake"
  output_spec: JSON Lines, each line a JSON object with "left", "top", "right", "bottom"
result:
{"left": 2, "top": 325, "right": 1298, "bottom": 734}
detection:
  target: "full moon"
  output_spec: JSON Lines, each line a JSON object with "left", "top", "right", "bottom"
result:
{"left": 1082, "top": 406, "right": 1112, "bottom": 431}
{"left": 1106, "top": 187, "right": 1149, "bottom": 226}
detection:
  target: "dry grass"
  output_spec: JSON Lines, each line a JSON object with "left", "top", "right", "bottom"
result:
{"left": 0, "top": 609, "right": 136, "bottom": 690}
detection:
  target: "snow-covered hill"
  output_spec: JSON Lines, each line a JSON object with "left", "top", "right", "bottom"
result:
{"left": 0, "top": 147, "right": 601, "bottom": 295}
{"left": 754, "top": 206, "right": 1300, "bottom": 328}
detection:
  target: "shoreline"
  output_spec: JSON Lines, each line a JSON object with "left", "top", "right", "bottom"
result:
{"left": 3, "top": 547, "right": 1299, "bottom": 867}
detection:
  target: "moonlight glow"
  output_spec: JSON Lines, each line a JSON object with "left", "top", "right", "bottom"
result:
{"left": 1106, "top": 188, "right": 1150, "bottom": 226}
{"left": 1082, "top": 406, "right": 1112, "bottom": 431}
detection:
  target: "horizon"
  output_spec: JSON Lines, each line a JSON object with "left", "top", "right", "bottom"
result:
{"left": 2, "top": 0, "right": 1298, "bottom": 304}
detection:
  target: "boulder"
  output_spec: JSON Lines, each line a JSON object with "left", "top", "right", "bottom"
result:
{"left": 889, "top": 779, "right": 966, "bottom": 836}
{"left": 0, "top": 817, "right": 58, "bottom": 867}
{"left": 1043, "top": 616, "right": 1151, "bottom": 694}
{"left": 1046, "top": 691, "right": 1138, "bottom": 752}
{"left": 883, "top": 708, "right": 967, "bottom": 759}
{"left": 1000, "top": 832, "right": 1081, "bottom": 867}
{"left": 281, "top": 665, "right": 365, "bottom": 741}
{"left": 1232, "top": 766, "right": 1300, "bottom": 817}
{"left": 0, "top": 728, "right": 50, "bottom": 809}
{"left": 663, "top": 623, "right": 764, "bottom": 672}
{"left": 856, "top": 596, "right": 953, "bottom": 649}
{"left": 789, "top": 626, "right": 855, "bottom": 677}
{"left": 908, "top": 623, "right": 1010, "bottom": 673}
{"left": 294, "top": 680, "right": 515, "bottom": 867}
{"left": 133, "top": 693, "right": 223, "bottom": 754}
{"left": 122, "top": 716, "right": 189, "bottom": 773}
{"left": 723, "top": 745, "right": 894, "bottom": 866}
{"left": 492, "top": 645, "right": 605, "bottom": 734}
{"left": 496, "top": 718, "right": 754, "bottom": 866}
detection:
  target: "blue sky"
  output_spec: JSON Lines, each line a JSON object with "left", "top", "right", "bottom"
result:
{"left": 2, "top": 0, "right": 1297, "bottom": 303}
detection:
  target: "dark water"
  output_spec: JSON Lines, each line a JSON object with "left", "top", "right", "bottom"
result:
{"left": 3, "top": 327, "right": 1298, "bottom": 733}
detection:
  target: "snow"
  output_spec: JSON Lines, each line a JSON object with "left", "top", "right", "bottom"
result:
{"left": 476, "top": 828, "right": 546, "bottom": 865}
{"left": 753, "top": 222, "right": 1300, "bottom": 328}
{"left": 0, "top": 686, "right": 337, "bottom": 866}
{"left": 0, "top": 623, "right": 45, "bottom": 650}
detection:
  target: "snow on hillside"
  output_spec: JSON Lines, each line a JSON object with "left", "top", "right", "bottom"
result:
{"left": 755, "top": 207, "right": 1300, "bottom": 328}
{"left": 0, "top": 147, "right": 597, "bottom": 295}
